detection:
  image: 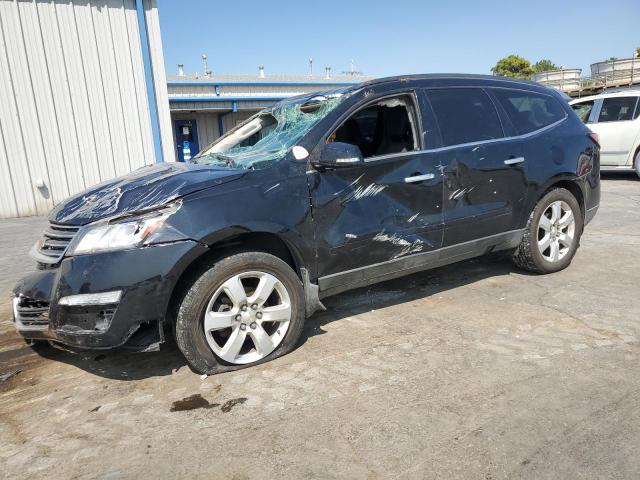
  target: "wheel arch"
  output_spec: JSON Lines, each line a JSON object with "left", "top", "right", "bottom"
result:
{"left": 165, "top": 230, "right": 308, "bottom": 327}
{"left": 203, "top": 230, "right": 305, "bottom": 275}
{"left": 532, "top": 175, "right": 586, "bottom": 222}
{"left": 632, "top": 143, "right": 640, "bottom": 168}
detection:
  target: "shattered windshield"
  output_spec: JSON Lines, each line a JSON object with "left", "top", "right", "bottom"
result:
{"left": 193, "top": 91, "right": 348, "bottom": 169}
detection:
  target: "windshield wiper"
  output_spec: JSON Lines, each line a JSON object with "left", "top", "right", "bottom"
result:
{"left": 212, "top": 153, "right": 237, "bottom": 168}
{"left": 193, "top": 153, "right": 237, "bottom": 168}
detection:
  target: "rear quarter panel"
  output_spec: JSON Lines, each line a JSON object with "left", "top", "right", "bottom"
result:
{"left": 628, "top": 118, "right": 640, "bottom": 166}
{"left": 521, "top": 117, "right": 600, "bottom": 223}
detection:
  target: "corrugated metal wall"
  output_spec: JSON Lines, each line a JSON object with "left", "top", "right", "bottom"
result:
{"left": 0, "top": 0, "right": 172, "bottom": 219}
{"left": 169, "top": 100, "right": 276, "bottom": 112}
{"left": 221, "top": 112, "right": 255, "bottom": 134}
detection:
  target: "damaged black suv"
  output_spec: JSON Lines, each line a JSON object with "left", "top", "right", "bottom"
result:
{"left": 13, "top": 74, "right": 600, "bottom": 374}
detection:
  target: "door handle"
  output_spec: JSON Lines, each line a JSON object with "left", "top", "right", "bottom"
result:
{"left": 504, "top": 157, "right": 525, "bottom": 165}
{"left": 405, "top": 173, "right": 435, "bottom": 183}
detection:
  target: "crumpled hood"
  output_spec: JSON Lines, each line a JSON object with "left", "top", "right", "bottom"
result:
{"left": 49, "top": 162, "right": 245, "bottom": 225}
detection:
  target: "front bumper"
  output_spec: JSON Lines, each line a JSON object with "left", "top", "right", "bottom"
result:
{"left": 12, "top": 240, "right": 206, "bottom": 350}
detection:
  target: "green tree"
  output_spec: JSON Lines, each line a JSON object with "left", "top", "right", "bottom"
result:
{"left": 636, "top": 47, "right": 640, "bottom": 58}
{"left": 491, "top": 55, "right": 535, "bottom": 79}
{"left": 533, "top": 59, "right": 559, "bottom": 73}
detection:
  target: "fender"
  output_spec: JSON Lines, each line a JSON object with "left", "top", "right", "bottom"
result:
{"left": 198, "top": 224, "right": 308, "bottom": 275}
{"left": 161, "top": 227, "right": 324, "bottom": 319}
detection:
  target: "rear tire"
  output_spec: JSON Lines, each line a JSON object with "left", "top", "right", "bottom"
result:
{"left": 175, "top": 252, "right": 305, "bottom": 375}
{"left": 634, "top": 149, "right": 640, "bottom": 179}
{"left": 512, "top": 188, "right": 583, "bottom": 274}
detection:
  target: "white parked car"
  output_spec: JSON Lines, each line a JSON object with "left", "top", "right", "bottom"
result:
{"left": 570, "top": 91, "right": 640, "bottom": 177}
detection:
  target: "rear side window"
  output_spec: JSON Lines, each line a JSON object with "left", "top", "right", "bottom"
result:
{"left": 492, "top": 89, "right": 566, "bottom": 134}
{"left": 427, "top": 88, "right": 503, "bottom": 147}
{"left": 597, "top": 97, "right": 638, "bottom": 122}
{"left": 571, "top": 100, "right": 595, "bottom": 124}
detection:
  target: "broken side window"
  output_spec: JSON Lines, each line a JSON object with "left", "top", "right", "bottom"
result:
{"left": 330, "top": 95, "right": 419, "bottom": 159}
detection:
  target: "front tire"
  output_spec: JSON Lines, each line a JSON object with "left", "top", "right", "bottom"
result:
{"left": 175, "top": 252, "right": 305, "bottom": 374}
{"left": 634, "top": 149, "right": 640, "bottom": 179}
{"left": 512, "top": 188, "right": 583, "bottom": 274}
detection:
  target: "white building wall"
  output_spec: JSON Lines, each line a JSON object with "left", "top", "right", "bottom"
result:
{"left": 195, "top": 113, "right": 221, "bottom": 150}
{"left": 0, "top": 0, "right": 172, "bottom": 219}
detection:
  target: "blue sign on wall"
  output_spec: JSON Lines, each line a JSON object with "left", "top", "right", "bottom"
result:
{"left": 174, "top": 120, "right": 199, "bottom": 162}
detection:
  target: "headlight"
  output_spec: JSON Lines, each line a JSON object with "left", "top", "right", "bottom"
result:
{"left": 67, "top": 203, "right": 182, "bottom": 255}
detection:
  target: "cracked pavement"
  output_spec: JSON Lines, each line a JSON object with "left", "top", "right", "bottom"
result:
{"left": 1, "top": 173, "right": 639, "bottom": 479}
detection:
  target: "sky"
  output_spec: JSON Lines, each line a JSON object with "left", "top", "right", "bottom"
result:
{"left": 157, "top": 0, "right": 640, "bottom": 79}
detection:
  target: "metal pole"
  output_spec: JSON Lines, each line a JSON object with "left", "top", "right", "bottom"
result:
{"left": 135, "top": 0, "right": 164, "bottom": 163}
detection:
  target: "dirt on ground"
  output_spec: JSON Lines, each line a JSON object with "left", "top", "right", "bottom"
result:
{"left": 1, "top": 174, "right": 639, "bottom": 479}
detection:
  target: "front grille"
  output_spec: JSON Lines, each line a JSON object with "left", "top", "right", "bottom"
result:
{"left": 32, "top": 223, "right": 80, "bottom": 264}
{"left": 13, "top": 296, "right": 50, "bottom": 329}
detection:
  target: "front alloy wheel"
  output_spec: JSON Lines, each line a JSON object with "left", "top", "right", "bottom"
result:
{"left": 175, "top": 251, "right": 305, "bottom": 375}
{"left": 204, "top": 271, "right": 292, "bottom": 365}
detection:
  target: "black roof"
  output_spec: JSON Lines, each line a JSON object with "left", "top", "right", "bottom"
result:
{"left": 359, "top": 73, "right": 547, "bottom": 90}
{"left": 273, "top": 73, "right": 559, "bottom": 110}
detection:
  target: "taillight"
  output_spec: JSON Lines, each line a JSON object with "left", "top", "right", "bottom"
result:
{"left": 588, "top": 132, "right": 600, "bottom": 147}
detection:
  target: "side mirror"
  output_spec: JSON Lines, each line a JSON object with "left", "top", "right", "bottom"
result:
{"left": 314, "top": 142, "right": 364, "bottom": 169}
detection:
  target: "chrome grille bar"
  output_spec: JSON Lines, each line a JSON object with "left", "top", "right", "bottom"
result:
{"left": 30, "top": 223, "right": 80, "bottom": 264}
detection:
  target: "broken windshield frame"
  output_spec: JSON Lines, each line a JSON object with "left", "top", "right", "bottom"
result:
{"left": 192, "top": 90, "right": 350, "bottom": 169}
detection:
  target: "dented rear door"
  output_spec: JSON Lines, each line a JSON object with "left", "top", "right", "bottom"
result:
{"left": 424, "top": 87, "right": 528, "bottom": 247}
{"left": 439, "top": 138, "right": 527, "bottom": 245}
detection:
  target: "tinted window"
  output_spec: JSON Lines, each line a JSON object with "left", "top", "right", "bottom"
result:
{"left": 492, "top": 89, "right": 566, "bottom": 134}
{"left": 571, "top": 100, "right": 595, "bottom": 124}
{"left": 427, "top": 88, "right": 503, "bottom": 147}
{"left": 598, "top": 97, "right": 638, "bottom": 122}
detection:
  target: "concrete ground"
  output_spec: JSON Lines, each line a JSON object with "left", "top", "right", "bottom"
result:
{"left": 1, "top": 173, "right": 639, "bottom": 479}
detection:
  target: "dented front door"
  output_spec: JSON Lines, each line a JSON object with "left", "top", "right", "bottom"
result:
{"left": 308, "top": 152, "right": 444, "bottom": 278}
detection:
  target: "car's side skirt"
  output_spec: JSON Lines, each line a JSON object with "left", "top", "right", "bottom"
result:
{"left": 318, "top": 229, "right": 525, "bottom": 298}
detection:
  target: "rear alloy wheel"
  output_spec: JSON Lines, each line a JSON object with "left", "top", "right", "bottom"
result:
{"left": 634, "top": 149, "right": 640, "bottom": 179}
{"left": 175, "top": 252, "right": 305, "bottom": 374}
{"left": 512, "top": 188, "right": 583, "bottom": 274}
{"left": 536, "top": 200, "right": 576, "bottom": 263}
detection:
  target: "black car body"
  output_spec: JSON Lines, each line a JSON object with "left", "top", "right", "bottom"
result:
{"left": 13, "top": 74, "right": 600, "bottom": 371}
